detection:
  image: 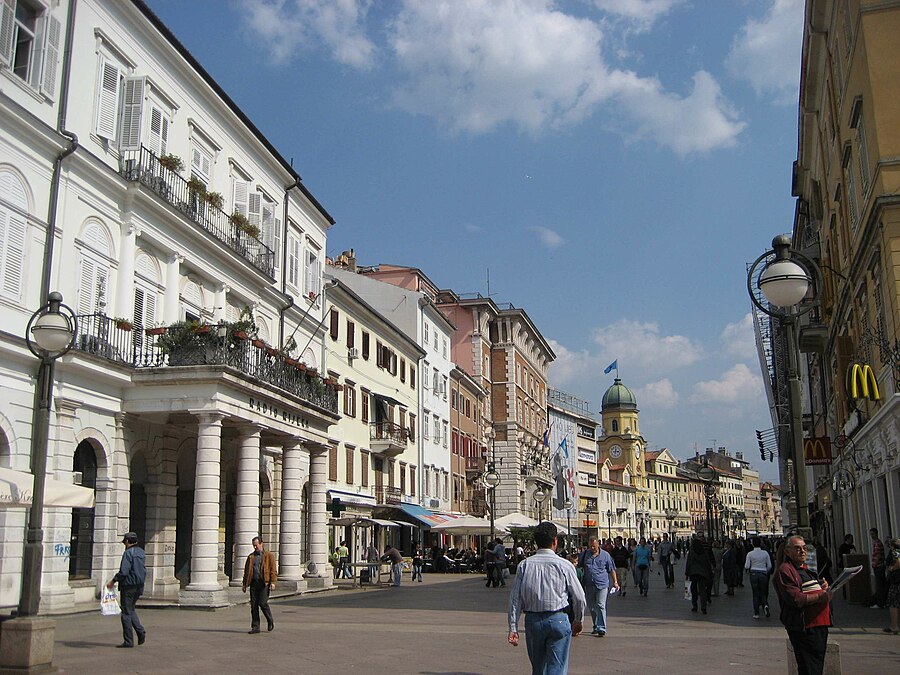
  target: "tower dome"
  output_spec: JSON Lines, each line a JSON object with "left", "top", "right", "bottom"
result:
{"left": 601, "top": 378, "right": 637, "bottom": 411}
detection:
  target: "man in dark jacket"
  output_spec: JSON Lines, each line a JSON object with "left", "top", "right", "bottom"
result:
{"left": 107, "top": 532, "right": 147, "bottom": 648}
{"left": 774, "top": 535, "right": 831, "bottom": 675}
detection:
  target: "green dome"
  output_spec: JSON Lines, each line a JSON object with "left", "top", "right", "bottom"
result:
{"left": 601, "top": 378, "right": 637, "bottom": 411}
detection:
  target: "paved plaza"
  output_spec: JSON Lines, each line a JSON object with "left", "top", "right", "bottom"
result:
{"left": 47, "top": 559, "right": 898, "bottom": 674}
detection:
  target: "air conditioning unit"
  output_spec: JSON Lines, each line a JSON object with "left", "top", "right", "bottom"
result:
{"left": 348, "top": 348, "right": 359, "bottom": 360}
{"left": 429, "top": 499, "right": 440, "bottom": 508}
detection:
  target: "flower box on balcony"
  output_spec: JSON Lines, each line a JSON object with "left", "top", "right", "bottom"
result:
{"left": 194, "top": 324, "right": 211, "bottom": 335}
{"left": 145, "top": 326, "right": 166, "bottom": 336}
{"left": 114, "top": 319, "right": 133, "bottom": 332}
{"left": 252, "top": 338, "right": 266, "bottom": 349}
{"left": 265, "top": 347, "right": 279, "bottom": 357}
{"left": 233, "top": 330, "right": 249, "bottom": 340}
{"left": 297, "top": 363, "right": 307, "bottom": 371}
{"left": 306, "top": 368, "right": 317, "bottom": 376}
{"left": 285, "top": 357, "right": 298, "bottom": 367}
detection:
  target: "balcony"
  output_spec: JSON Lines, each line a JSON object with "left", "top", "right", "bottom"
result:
{"left": 72, "top": 314, "right": 338, "bottom": 415}
{"left": 375, "top": 486, "right": 402, "bottom": 505}
{"left": 465, "top": 456, "right": 486, "bottom": 476}
{"left": 369, "top": 422, "right": 408, "bottom": 457}
{"left": 119, "top": 147, "right": 275, "bottom": 277}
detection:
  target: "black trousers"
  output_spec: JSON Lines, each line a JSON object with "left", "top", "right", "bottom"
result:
{"left": 787, "top": 627, "right": 828, "bottom": 675}
{"left": 249, "top": 581, "right": 274, "bottom": 630}
{"left": 120, "top": 586, "right": 145, "bottom": 646}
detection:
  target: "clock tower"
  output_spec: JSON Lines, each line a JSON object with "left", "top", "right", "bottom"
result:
{"left": 598, "top": 378, "right": 647, "bottom": 487}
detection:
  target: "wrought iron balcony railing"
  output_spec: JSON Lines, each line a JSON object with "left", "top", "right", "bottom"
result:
{"left": 72, "top": 314, "right": 338, "bottom": 414}
{"left": 119, "top": 146, "right": 275, "bottom": 277}
{"left": 370, "top": 422, "right": 409, "bottom": 445}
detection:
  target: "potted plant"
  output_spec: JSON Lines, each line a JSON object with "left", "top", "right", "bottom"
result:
{"left": 145, "top": 325, "right": 166, "bottom": 336}
{"left": 194, "top": 324, "right": 212, "bottom": 335}
{"left": 155, "top": 320, "right": 218, "bottom": 366}
{"left": 114, "top": 317, "right": 133, "bottom": 332}
{"left": 204, "top": 191, "right": 224, "bottom": 210}
{"left": 187, "top": 175, "right": 206, "bottom": 197}
{"left": 157, "top": 153, "right": 184, "bottom": 172}
{"left": 251, "top": 338, "right": 266, "bottom": 350}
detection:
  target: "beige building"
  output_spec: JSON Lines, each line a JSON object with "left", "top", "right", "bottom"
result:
{"left": 644, "top": 449, "right": 691, "bottom": 540}
{"left": 783, "top": 0, "right": 900, "bottom": 563}
{"left": 450, "top": 366, "right": 486, "bottom": 515}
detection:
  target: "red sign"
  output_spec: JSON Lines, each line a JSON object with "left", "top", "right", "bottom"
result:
{"left": 804, "top": 437, "right": 832, "bottom": 465}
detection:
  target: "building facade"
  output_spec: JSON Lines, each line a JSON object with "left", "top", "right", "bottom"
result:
{"left": 0, "top": 0, "right": 339, "bottom": 612}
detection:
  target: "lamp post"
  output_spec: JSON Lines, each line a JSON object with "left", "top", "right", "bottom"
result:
{"left": 748, "top": 235, "right": 821, "bottom": 535}
{"left": 625, "top": 512, "right": 632, "bottom": 540}
{"left": 563, "top": 498, "right": 573, "bottom": 551}
{"left": 698, "top": 461, "right": 717, "bottom": 541}
{"left": 482, "top": 428, "right": 500, "bottom": 542}
{"left": 664, "top": 507, "right": 677, "bottom": 540}
{"left": 606, "top": 508, "right": 613, "bottom": 542}
{"left": 18, "top": 292, "right": 77, "bottom": 618}
{"left": 533, "top": 486, "right": 548, "bottom": 522}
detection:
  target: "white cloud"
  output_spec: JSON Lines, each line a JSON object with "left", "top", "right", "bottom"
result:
{"left": 721, "top": 313, "right": 757, "bottom": 361}
{"left": 591, "top": 319, "right": 704, "bottom": 369}
{"left": 690, "top": 363, "right": 764, "bottom": 404}
{"left": 726, "top": 0, "right": 804, "bottom": 104}
{"left": 239, "top": 0, "right": 376, "bottom": 69}
{"left": 531, "top": 226, "right": 565, "bottom": 249}
{"left": 635, "top": 378, "right": 679, "bottom": 408}
{"left": 547, "top": 340, "right": 603, "bottom": 386}
{"left": 590, "top": 0, "right": 683, "bottom": 27}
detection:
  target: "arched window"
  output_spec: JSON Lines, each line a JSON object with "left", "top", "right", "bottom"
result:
{"left": 70, "top": 441, "right": 98, "bottom": 579}
{"left": 611, "top": 420, "right": 619, "bottom": 433}
{"left": 0, "top": 169, "right": 28, "bottom": 301}
{"left": 133, "top": 251, "right": 160, "bottom": 329}
{"left": 181, "top": 279, "right": 204, "bottom": 321}
{"left": 76, "top": 221, "right": 112, "bottom": 315}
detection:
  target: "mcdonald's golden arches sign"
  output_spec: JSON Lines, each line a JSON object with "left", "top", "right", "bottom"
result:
{"left": 804, "top": 437, "right": 832, "bottom": 466}
{"left": 848, "top": 363, "right": 880, "bottom": 401}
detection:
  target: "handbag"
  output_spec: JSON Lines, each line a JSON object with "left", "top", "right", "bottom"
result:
{"left": 100, "top": 587, "right": 121, "bottom": 616}
{"left": 684, "top": 581, "right": 691, "bottom": 601}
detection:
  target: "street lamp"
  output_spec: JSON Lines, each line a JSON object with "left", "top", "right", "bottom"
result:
{"left": 482, "top": 428, "right": 500, "bottom": 542}
{"left": 664, "top": 507, "right": 678, "bottom": 539}
{"left": 533, "top": 486, "right": 548, "bottom": 521}
{"left": 606, "top": 508, "right": 613, "bottom": 542}
{"left": 625, "top": 512, "right": 632, "bottom": 540}
{"left": 563, "top": 498, "right": 573, "bottom": 551}
{"left": 748, "top": 234, "right": 822, "bottom": 535}
{"left": 19, "top": 292, "right": 77, "bottom": 618}
{"left": 698, "top": 461, "right": 717, "bottom": 541}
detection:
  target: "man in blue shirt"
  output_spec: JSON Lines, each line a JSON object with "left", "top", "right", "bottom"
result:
{"left": 107, "top": 532, "right": 146, "bottom": 648}
{"left": 581, "top": 538, "right": 619, "bottom": 636}
{"left": 508, "top": 522, "right": 586, "bottom": 675}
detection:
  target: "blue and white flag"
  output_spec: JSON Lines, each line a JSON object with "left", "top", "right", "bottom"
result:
{"left": 604, "top": 359, "right": 618, "bottom": 375}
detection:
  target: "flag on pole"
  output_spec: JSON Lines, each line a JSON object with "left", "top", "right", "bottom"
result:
{"left": 604, "top": 359, "right": 618, "bottom": 375}
{"left": 542, "top": 428, "right": 550, "bottom": 448}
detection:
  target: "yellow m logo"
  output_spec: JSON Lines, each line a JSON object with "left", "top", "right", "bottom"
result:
{"left": 803, "top": 437, "right": 832, "bottom": 465}
{"left": 849, "top": 363, "right": 880, "bottom": 401}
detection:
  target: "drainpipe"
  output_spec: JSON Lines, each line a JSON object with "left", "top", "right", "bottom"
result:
{"left": 278, "top": 178, "right": 300, "bottom": 347}
{"left": 40, "top": 0, "right": 79, "bottom": 301}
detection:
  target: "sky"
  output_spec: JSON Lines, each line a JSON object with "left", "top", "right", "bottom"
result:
{"left": 145, "top": 0, "right": 806, "bottom": 483}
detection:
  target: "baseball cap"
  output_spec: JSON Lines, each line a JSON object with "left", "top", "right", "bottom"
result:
{"left": 121, "top": 532, "right": 138, "bottom": 544}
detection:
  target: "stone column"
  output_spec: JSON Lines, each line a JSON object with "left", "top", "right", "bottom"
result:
{"left": 230, "top": 424, "right": 262, "bottom": 587}
{"left": 114, "top": 222, "right": 137, "bottom": 320}
{"left": 163, "top": 254, "right": 182, "bottom": 324}
{"left": 180, "top": 412, "right": 228, "bottom": 606}
{"left": 278, "top": 440, "right": 304, "bottom": 586}
{"left": 304, "top": 446, "right": 330, "bottom": 588}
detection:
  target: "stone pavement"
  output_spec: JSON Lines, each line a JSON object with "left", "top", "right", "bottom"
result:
{"left": 46, "top": 558, "right": 898, "bottom": 674}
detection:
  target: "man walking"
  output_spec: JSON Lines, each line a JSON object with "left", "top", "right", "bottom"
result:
{"left": 658, "top": 533, "right": 675, "bottom": 589}
{"left": 338, "top": 540, "right": 352, "bottom": 579}
{"left": 242, "top": 536, "right": 277, "bottom": 634}
{"left": 870, "top": 528, "right": 887, "bottom": 608}
{"left": 107, "top": 532, "right": 146, "bottom": 648}
{"left": 745, "top": 536, "right": 773, "bottom": 618}
{"left": 774, "top": 535, "right": 832, "bottom": 675}
{"left": 365, "top": 541, "right": 380, "bottom": 584}
{"left": 492, "top": 538, "right": 508, "bottom": 587}
{"left": 508, "top": 522, "right": 586, "bottom": 675}
{"left": 611, "top": 536, "right": 631, "bottom": 596}
{"left": 580, "top": 538, "right": 619, "bottom": 637}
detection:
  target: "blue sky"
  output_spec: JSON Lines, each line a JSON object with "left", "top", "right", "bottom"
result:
{"left": 146, "top": 0, "right": 805, "bottom": 482}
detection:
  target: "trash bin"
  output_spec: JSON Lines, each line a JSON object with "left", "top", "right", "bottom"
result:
{"left": 359, "top": 568, "right": 370, "bottom": 584}
{"left": 842, "top": 553, "right": 870, "bottom": 604}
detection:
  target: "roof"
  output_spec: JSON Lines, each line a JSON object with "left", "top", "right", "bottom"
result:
{"left": 601, "top": 379, "right": 637, "bottom": 411}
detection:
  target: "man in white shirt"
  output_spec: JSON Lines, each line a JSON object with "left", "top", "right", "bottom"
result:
{"left": 744, "top": 536, "right": 773, "bottom": 619}
{"left": 508, "top": 522, "right": 586, "bottom": 675}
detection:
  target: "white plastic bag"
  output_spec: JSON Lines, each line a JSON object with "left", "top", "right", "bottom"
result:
{"left": 100, "top": 587, "right": 121, "bottom": 616}
{"left": 683, "top": 581, "right": 691, "bottom": 601}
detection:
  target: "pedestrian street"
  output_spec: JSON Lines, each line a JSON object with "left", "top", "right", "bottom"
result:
{"left": 50, "top": 559, "right": 897, "bottom": 674}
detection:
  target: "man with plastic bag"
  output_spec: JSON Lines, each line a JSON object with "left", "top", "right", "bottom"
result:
{"left": 107, "top": 532, "right": 147, "bottom": 648}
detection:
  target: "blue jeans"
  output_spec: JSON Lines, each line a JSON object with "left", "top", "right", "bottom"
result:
{"left": 524, "top": 611, "right": 572, "bottom": 675}
{"left": 749, "top": 571, "right": 769, "bottom": 614}
{"left": 585, "top": 585, "right": 609, "bottom": 634}
{"left": 412, "top": 563, "right": 423, "bottom": 581}
{"left": 637, "top": 566, "right": 649, "bottom": 594}
{"left": 119, "top": 586, "right": 145, "bottom": 647}
{"left": 391, "top": 563, "right": 402, "bottom": 586}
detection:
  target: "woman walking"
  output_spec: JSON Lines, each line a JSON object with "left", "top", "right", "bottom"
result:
{"left": 745, "top": 536, "right": 773, "bottom": 618}
{"left": 722, "top": 539, "right": 739, "bottom": 596}
{"left": 686, "top": 537, "right": 713, "bottom": 614}
{"left": 884, "top": 538, "right": 900, "bottom": 635}
{"left": 634, "top": 537, "right": 653, "bottom": 597}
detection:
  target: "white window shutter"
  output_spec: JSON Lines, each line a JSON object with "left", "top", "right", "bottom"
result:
{"left": 39, "top": 14, "right": 61, "bottom": 99}
{"left": 78, "top": 257, "right": 108, "bottom": 315}
{"left": 119, "top": 77, "right": 145, "bottom": 151}
{"left": 133, "top": 286, "right": 145, "bottom": 327}
{"left": 0, "top": 208, "right": 25, "bottom": 299}
{"left": 232, "top": 179, "right": 249, "bottom": 218}
{"left": 95, "top": 57, "right": 121, "bottom": 141}
{"left": 191, "top": 146, "right": 211, "bottom": 182}
{"left": 0, "top": 0, "right": 14, "bottom": 68}
{"left": 261, "top": 202, "right": 275, "bottom": 249}
{"left": 148, "top": 107, "right": 168, "bottom": 157}
{"left": 273, "top": 217, "right": 281, "bottom": 264}
{"left": 248, "top": 192, "right": 262, "bottom": 230}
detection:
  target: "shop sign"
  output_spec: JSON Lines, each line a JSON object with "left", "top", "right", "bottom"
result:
{"left": 803, "top": 437, "right": 832, "bottom": 466}
{"left": 248, "top": 396, "right": 310, "bottom": 429}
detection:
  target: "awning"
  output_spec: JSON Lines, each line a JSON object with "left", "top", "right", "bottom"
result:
{"left": 329, "top": 516, "right": 401, "bottom": 528}
{"left": 327, "top": 489, "right": 376, "bottom": 507}
{"left": 395, "top": 503, "right": 457, "bottom": 528}
{"left": 0, "top": 467, "right": 95, "bottom": 509}
{"left": 372, "top": 392, "right": 403, "bottom": 408}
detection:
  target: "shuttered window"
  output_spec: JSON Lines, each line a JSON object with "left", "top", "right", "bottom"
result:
{"left": 0, "top": 169, "right": 27, "bottom": 300}
{"left": 0, "top": 2, "right": 60, "bottom": 99}
{"left": 328, "top": 446, "right": 337, "bottom": 482}
{"left": 329, "top": 309, "right": 339, "bottom": 340}
{"left": 362, "top": 331, "right": 369, "bottom": 360}
{"left": 148, "top": 106, "right": 169, "bottom": 157}
{"left": 77, "top": 223, "right": 112, "bottom": 315}
{"left": 345, "top": 447, "right": 354, "bottom": 484}
{"left": 305, "top": 249, "right": 321, "bottom": 298}
{"left": 287, "top": 234, "right": 300, "bottom": 287}
{"left": 346, "top": 320, "right": 355, "bottom": 349}
{"left": 94, "top": 56, "right": 121, "bottom": 141}
{"left": 119, "top": 77, "right": 145, "bottom": 151}
{"left": 191, "top": 145, "right": 212, "bottom": 184}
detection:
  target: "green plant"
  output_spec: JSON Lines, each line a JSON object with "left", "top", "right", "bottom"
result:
{"left": 157, "top": 153, "right": 184, "bottom": 172}
{"left": 229, "top": 306, "right": 258, "bottom": 341}
{"left": 113, "top": 317, "right": 133, "bottom": 331}
{"left": 187, "top": 175, "right": 206, "bottom": 196}
{"left": 204, "top": 191, "right": 224, "bottom": 209}
{"left": 155, "top": 320, "right": 217, "bottom": 355}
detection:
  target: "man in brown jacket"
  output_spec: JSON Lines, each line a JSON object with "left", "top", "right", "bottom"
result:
{"left": 242, "top": 536, "right": 277, "bottom": 633}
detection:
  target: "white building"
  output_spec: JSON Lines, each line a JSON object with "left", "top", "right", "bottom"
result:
{"left": 329, "top": 263, "right": 454, "bottom": 513}
{"left": 0, "top": 0, "right": 339, "bottom": 612}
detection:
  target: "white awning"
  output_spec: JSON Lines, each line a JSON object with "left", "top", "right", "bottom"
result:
{"left": 328, "top": 516, "right": 401, "bottom": 528}
{"left": 0, "top": 467, "right": 95, "bottom": 509}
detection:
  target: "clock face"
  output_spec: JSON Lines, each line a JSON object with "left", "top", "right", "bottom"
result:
{"left": 609, "top": 445, "right": 622, "bottom": 459}
{"left": 633, "top": 446, "right": 641, "bottom": 459}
